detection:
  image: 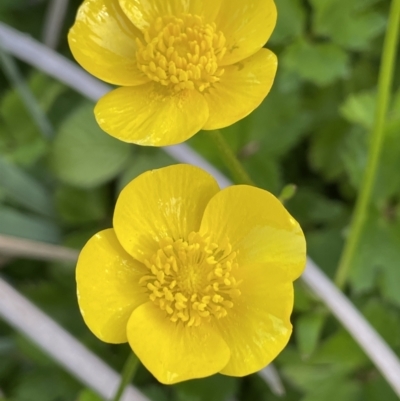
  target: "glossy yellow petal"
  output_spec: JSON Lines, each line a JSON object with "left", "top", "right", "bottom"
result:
{"left": 118, "top": 0, "right": 222, "bottom": 30}
{"left": 217, "top": 263, "right": 293, "bottom": 376}
{"left": 76, "top": 229, "right": 148, "bottom": 343}
{"left": 68, "top": 0, "right": 149, "bottom": 86}
{"left": 127, "top": 302, "right": 230, "bottom": 384}
{"left": 215, "top": 0, "right": 277, "bottom": 66}
{"left": 113, "top": 164, "right": 220, "bottom": 262}
{"left": 202, "top": 49, "right": 277, "bottom": 130}
{"left": 95, "top": 84, "right": 209, "bottom": 146}
{"left": 200, "top": 185, "right": 306, "bottom": 280}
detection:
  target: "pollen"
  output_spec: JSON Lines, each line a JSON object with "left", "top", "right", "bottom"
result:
{"left": 140, "top": 232, "right": 241, "bottom": 326}
{"left": 136, "top": 14, "right": 227, "bottom": 93}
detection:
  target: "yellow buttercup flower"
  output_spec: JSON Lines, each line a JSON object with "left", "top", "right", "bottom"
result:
{"left": 76, "top": 164, "right": 306, "bottom": 384}
{"left": 68, "top": 0, "right": 278, "bottom": 146}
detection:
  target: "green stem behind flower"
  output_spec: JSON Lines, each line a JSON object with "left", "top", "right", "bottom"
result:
{"left": 112, "top": 352, "right": 139, "bottom": 401}
{"left": 206, "top": 130, "right": 255, "bottom": 186}
{"left": 334, "top": 0, "right": 400, "bottom": 288}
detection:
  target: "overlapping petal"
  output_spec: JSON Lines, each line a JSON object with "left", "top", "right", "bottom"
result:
{"left": 216, "top": 263, "right": 293, "bottom": 376}
{"left": 215, "top": 0, "right": 277, "bottom": 66}
{"left": 200, "top": 185, "right": 306, "bottom": 280}
{"left": 118, "top": 0, "right": 222, "bottom": 30}
{"left": 203, "top": 49, "right": 278, "bottom": 130}
{"left": 68, "top": 0, "right": 149, "bottom": 86}
{"left": 127, "top": 302, "right": 230, "bottom": 384}
{"left": 113, "top": 164, "right": 220, "bottom": 263}
{"left": 95, "top": 84, "right": 209, "bottom": 146}
{"left": 76, "top": 229, "right": 148, "bottom": 343}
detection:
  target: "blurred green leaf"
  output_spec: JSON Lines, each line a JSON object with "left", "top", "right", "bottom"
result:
{"left": 340, "top": 90, "right": 376, "bottom": 129}
{"left": 117, "top": 148, "right": 176, "bottom": 193}
{"left": 349, "top": 211, "right": 400, "bottom": 306}
{"left": 55, "top": 185, "right": 108, "bottom": 225}
{"left": 50, "top": 102, "right": 131, "bottom": 188}
{"left": 77, "top": 389, "right": 104, "bottom": 401}
{"left": 270, "top": 0, "right": 306, "bottom": 44}
{"left": 0, "top": 157, "right": 54, "bottom": 217}
{"left": 309, "top": 121, "right": 348, "bottom": 181}
{"left": 0, "top": 206, "right": 60, "bottom": 243}
{"left": 173, "top": 375, "right": 238, "bottom": 401}
{"left": 306, "top": 228, "right": 344, "bottom": 277}
{"left": 363, "top": 374, "right": 399, "bottom": 401}
{"left": 362, "top": 299, "right": 400, "bottom": 348}
{"left": 10, "top": 368, "right": 80, "bottom": 401}
{"left": 282, "top": 39, "right": 349, "bottom": 86}
{"left": 0, "top": 73, "right": 65, "bottom": 166}
{"left": 309, "top": 0, "right": 386, "bottom": 50}
{"left": 295, "top": 312, "right": 325, "bottom": 359}
{"left": 302, "top": 380, "right": 362, "bottom": 401}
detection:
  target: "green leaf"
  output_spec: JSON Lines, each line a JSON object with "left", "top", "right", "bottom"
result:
{"left": 309, "top": 121, "right": 348, "bottom": 181}
{"left": 306, "top": 228, "right": 344, "bottom": 277}
{"left": 363, "top": 374, "right": 399, "bottom": 401}
{"left": 117, "top": 148, "right": 176, "bottom": 192}
{"left": 295, "top": 312, "right": 325, "bottom": 359}
{"left": 77, "top": 389, "right": 104, "bottom": 401}
{"left": 349, "top": 211, "right": 400, "bottom": 306}
{"left": 0, "top": 206, "right": 60, "bottom": 243}
{"left": 270, "top": 0, "right": 306, "bottom": 44}
{"left": 0, "top": 72, "right": 65, "bottom": 166}
{"left": 302, "top": 380, "right": 362, "bottom": 401}
{"left": 286, "top": 188, "right": 348, "bottom": 228}
{"left": 282, "top": 39, "right": 349, "bottom": 86}
{"left": 0, "top": 156, "right": 54, "bottom": 217}
{"left": 173, "top": 375, "right": 238, "bottom": 401}
{"left": 339, "top": 90, "right": 376, "bottom": 129}
{"left": 55, "top": 185, "right": 108, "bottom": 225}
{"left": 362, "top": 299, "right": 400, "bottom": 348}
{"left": 50, "top": 102, "right": 131, "bottom": 188}
{"left": 310, "top": 330, "right": 368, "bottom": 370}
{"left": 10, "top": 368, "right": 80, "bottom": 401}
{"left": 340, "top": 126, "right": 368, "bottom": 190}
{"left": 246, "top": 80, "right": 312, "bottom": 158}
{"left": 309, "top": 0, "right": 386, "bottom": 50}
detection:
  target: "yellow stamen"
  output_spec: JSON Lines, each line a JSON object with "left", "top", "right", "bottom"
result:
{"left": 136, "top": 14, "right": 226, "bottom": 93}
{"left": 141, "top": 232, "right": 241, "bottom": 326}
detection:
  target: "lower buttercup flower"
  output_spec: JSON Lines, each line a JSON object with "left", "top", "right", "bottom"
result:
{"left": 76, "top": 164, "right": 306, "bottom": 384}
{"left": 68, "top": 0, "right": 278, "bottom": 146}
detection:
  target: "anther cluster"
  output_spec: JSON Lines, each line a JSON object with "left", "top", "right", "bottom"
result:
{"left": 140, "top": 232, "right": 241, "bottom": 326}
{"left": 136, "top": 14, "right": 227, "bottom": 92}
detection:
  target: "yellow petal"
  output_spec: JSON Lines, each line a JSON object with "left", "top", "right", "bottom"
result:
{"left": 127, "top": 302, "right": 230, "bottom": 384}
{"left": 202, "top": 49, "right": 277, "bottom": 130}
{"left": 217, "top": 263, "right": 294, "bottom": 376}
{"left": 216, "top": 0, "right": 277, "bottom": 66}
{"left": 200, "top": 185, "right": 306, "bottom": 281}
{"left": 76, "top": 229, "right": 148, "bottom": 343}
{"left": 95, "top": 84, "right": 209, "bottom": 146}
{"left": 118, "top": 0, "right": 222, "bottom": 30}
{"left": 113, "top": 164, "right": 220, "bottom": 262}
{"left": 68, "top": 0, "right": 149, "bottom": 86}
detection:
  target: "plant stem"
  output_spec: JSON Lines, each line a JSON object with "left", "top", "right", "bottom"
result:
{"left": 111, "top": 352, "right": 139, "bottom": 401}
{"left": 334, "top": 0, "right": 400, "bottom": 288}
{"left": 207, "top": 130, "right": 255, "bottom": 186}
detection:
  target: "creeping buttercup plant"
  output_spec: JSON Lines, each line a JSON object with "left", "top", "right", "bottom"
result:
{"left": 68, "top": 0, "right": 278, "bottom": 146}
{"left": 1, "top": 0, "right": 400, "bottom": 400}
{"left": 76, "top": 164, "right": 305, "bottom": 384}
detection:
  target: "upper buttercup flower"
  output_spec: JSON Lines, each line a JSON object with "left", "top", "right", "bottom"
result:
{"left": 68, "top": 0, "right": 278, "bottom": 146}
{"left": 76, "top": 164, "right": 306, "bottom": 384}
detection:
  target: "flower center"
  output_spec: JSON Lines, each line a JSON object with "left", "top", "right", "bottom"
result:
{"left": 140, "top": 232, "right": 241, "bottom": 327}
{"left": 136, "top": 14, "right": 227, "bottom": 93}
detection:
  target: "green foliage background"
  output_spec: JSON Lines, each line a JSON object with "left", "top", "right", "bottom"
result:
{"left": 0, "top": 0, "right": 400, "bottom": 400}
